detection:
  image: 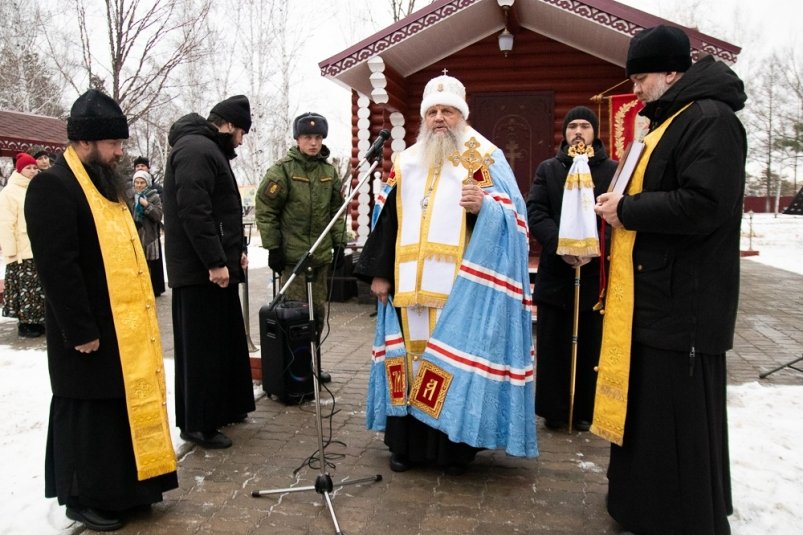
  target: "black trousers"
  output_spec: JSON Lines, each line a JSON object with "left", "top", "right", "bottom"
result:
{"left": 535, "top": 303, "right": 602, "bottom": 423}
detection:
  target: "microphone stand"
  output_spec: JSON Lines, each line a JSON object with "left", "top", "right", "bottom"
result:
{"left": 251, "top": 147, "right": 385, "bottom": 535}
{"left": 241, "top": 220, "right": 258, "bottom": 352}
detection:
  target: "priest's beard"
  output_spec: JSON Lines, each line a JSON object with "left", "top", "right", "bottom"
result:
{"left": 84, "top": 149, "right": 127, "bottom": 202}
{"left": 217, "top": 132, "right": 238, "bottom": 160}
{"left": 416, "top": 120, "right": 465, "bottom": 169}
{"left": 642, "top": 76, "right": 672, "bottom": 103}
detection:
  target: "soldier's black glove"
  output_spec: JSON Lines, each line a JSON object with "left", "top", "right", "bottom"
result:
{"left": 332, "top": 246, "right": 346, "bottom": 269}
{"left": 268, "top": 248, "right": 285, "bottom": 274}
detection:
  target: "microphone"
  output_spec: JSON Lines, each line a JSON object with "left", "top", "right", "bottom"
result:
{"left": 363, "top": 129, "right": 391, "bottom": 161}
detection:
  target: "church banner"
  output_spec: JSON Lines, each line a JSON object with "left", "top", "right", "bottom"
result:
{"left": 609, "top": 94, "right": 647, "bottom": 161}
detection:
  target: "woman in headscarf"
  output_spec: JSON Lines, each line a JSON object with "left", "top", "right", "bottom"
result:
{"left": 0, "top": 153, "right": 46, "bottom": 337}
{"left": 129, "top": 169, "right": 165, "bottom": 296}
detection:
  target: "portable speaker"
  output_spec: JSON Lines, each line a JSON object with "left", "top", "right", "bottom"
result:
{"left": 259, "top": 300, "right": 316, "bottom": 403}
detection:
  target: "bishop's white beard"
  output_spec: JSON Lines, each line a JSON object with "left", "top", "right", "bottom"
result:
{"left": 416, "top": 120, "right": 466, "bottom": 169}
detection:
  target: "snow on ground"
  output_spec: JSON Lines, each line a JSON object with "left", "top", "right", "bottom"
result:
{"left": 740, "top": 211, "right": 803, "bottom": 274}
{"left": 0, "top": 213, "right": 801, "bottom": 534}
{"left": 728, "top": 382, "right": 803, "bottom": 533}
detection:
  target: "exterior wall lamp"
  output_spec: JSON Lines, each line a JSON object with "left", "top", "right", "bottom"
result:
{"left": 497, "top": 0, "right": 515, "bottom": 57}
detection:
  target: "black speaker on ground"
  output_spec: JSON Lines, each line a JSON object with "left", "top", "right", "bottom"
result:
{"left": 329, "top": 252, "right": 357, "bottom": 302}
{"left": 259, "top": 300, "right": 316, "bottom": 403}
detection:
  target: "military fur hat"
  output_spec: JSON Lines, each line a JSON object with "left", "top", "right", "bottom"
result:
{"left": 67, "top": 89, "right": 129, "bottom": 141}
{"left": 293, "top": 112, "right": 328, "bottom": 139}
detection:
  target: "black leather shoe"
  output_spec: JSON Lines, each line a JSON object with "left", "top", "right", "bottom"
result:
{"left": 66, "top": 506, "right": 124, "bottom": 531}
{"left": 389, "top": 453, "right": 412, "bottom": 472}
{"left": 180, "top": 430, "right": 232, "bottom": 449}
{"left": 18, "top": 323, "right": 43, "bottom": 338}
{"left": 573, "top": 420, "right": 591, "bottom": 432}
{"left": 318, "top": 371, "right": 332, "bottom": 383}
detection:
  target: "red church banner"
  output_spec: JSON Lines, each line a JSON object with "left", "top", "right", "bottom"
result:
{"left": 609, "top": 94, "right": 648, "bottom": 161}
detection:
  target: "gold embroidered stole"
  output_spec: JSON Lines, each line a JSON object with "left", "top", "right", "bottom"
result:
{"left": 64, "top": 146, "right": 176, "bottom": 480}
{"left": 392, "top": 140, "right": 466, "bottom": 363}
{"left": 591, "top": 104, "right": 693, "bottom": 446}
{"left": 393, "top": 156, "right": 467, "bottom": 311}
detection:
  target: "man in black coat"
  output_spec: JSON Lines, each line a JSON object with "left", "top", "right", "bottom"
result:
{"left": 25, "top": 89, "right": 178, "bottom": 532}
{"left": 594, "top": 26, "right": 746, "bottom": 535}
{"left": 163, "top": 95, "right": 256, "bottom": 449}
{"left": 527, "top": 106, "right": 617, "bottom": 432}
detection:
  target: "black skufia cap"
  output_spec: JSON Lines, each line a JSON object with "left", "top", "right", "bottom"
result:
{"left": 67, "top": 89, "right": 129, "bottom": 141}
{"left": 210, "top": 95, "right": 252, "bottom": 133}
{"left": 626, "top": 25, "right": 691, "bottom": 77}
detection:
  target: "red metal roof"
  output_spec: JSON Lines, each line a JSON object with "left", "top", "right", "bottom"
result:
{"left": 319, "top": 0, "right": 741, "bottom": 96}
{"left": 0, "top": 109, "right": 67, "bottom": 158}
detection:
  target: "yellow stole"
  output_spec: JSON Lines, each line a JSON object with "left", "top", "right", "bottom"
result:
{"left": 64, "top": 146, "right": 176, "bottom": 480}
{"left": 591, "top": 103, "right": 692, "bottom": 446}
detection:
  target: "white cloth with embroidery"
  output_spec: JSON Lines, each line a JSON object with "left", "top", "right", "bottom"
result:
{"left": 393, "top": 136, "right": 469, "bottom": 309}
{"left": 556, "top": 151, "right": 600, "bottom": 257}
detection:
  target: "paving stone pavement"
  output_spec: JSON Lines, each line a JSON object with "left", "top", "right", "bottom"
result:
{"left": 5, "top": 258, "right": 802, "bottom": 534}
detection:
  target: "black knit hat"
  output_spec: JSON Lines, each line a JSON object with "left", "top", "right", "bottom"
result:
{"left": 293, "top": 112, "right": 328, "bottom": 139}
{"left": 67, "top": 89, "right": 129, "bottom": 141}
{"left": 562, "top": 106, "right": 599, "bottom": 139}
{"left": 133, "top": 156, "right": 150, "bottom": 167}
{"left": 210, "top": 95, "right": 252, "bottom": 133}
{"left": 626, "top": 25, "right": 691, "bottom": 77}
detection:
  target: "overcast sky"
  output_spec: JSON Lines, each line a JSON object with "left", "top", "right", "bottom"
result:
{"left": 615, "top": 0, "right": 799, "bottom": 64}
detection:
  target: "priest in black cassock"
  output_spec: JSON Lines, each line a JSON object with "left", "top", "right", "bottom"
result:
{"left": 27, "top": 90, "right": 178, "bottom": 532}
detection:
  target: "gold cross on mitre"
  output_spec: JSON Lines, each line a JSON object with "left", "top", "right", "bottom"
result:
{"left": 448, "top": 137, "right": 495, "bottom": 187}
{"left": 567, "top": 141, "right": 595, "bottom": 158}
{"left": 437, "top": 69, "right": 449, "bottom": 91}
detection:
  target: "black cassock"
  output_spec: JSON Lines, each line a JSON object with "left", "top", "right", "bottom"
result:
{"left": 46, "top": 397, "right": 178, "bottom": 510}
{"left": 172, "top": 284, "right": 256, "bottom": 432}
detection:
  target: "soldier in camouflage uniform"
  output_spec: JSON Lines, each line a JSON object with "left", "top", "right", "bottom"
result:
{"left": 255, "top": 112, "right": 347, "bottom": 383}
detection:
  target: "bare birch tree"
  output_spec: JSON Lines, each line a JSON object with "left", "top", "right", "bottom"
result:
{"left": 231, "top": 0, "right": 292, "bottom": 188}
{"left": 0, "top": 1, "right": 65, "bottom": 116}
{"left": 773, "top": 49, "right": 803, "bottom": 194}
{"left": 51, "top": 0, "right": 212, "bottom": 125}
{"left": 741, "top": 55, "right": 795, "bottom": 211}
{"left": 388, "top": 0, "right": 422, "bottom": 22}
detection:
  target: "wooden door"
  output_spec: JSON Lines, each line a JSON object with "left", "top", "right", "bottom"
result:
{"left": 470, "top": 91, "right": 554, "bottom": 199}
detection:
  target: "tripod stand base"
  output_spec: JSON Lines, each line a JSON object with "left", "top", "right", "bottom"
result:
{"left": 252, "top": 473, "right": 382, "bottom": 535}
{"left": 759, "top": 354, "right": 803, "bottom": 378}
{"left": 251, "top": 473, "right": 382, "bottom": 497}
